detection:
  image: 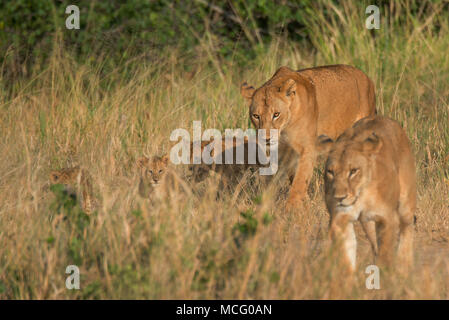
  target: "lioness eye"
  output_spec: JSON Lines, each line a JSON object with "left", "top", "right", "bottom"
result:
{"left": 149, "top": 170, "right": 153, "bottom": 174}
{"left": 273, "top": 112, "right": 280, "bottom": 119}
{"left": 349, "top": 168, "right": 358, "bottom": 177}
{"left": 326, "top": 169, "right": 334, "bottom": 177}
{"left": 159, "top": 170, "right": 163, "bottom": 174}
{"left": 252, "top": 114, "right": 259, "bottom": 119}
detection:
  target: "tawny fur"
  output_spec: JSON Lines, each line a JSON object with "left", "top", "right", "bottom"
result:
{"left": 188, "top": 137, "right": 265, "bottom": 188}
{"left": 49, "top": 166, "right": 96, "bottom": 214}
{"left": 241, "top": 65, "right": 376, "bottom": 208}
{"left": 136, "top": 155, "right": 192, "bottom": 204}
{"left": 321, "top": 116, "right": 416, "bottom": 273}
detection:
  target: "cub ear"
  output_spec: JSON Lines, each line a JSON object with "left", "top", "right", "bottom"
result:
{"left": 161, "top": 154, "right": 169, "bottom": 165}
{"left": 316, "top": 135, "right": 334, "bottom": 155}
{"left": 362, "top": 132, "right": 383, "bottom": 153}
{"left": 280, "top": 78, "right": 296, "bottom": 97}
{"left": 240, "top": 82, "right": 255, "bottom": 101}
{"left": 136, "top": 156, "right": 149, "bottom": 168}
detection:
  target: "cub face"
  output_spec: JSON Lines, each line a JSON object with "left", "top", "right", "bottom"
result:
{"left": 240, "top": 77, "right": 296, "bottom": 145}
{"left": 323, "top": 132, "right": 383, "bottom": 213}
{"left": 49, "top": 167, "right": 81, "bottom": 185}
{"left": 137, "top": 155, "right": 169, "bottom": 187}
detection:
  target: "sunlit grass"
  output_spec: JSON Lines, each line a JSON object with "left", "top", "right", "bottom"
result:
{"left": 0, "top": 0, "right": 448, "bottom": 299}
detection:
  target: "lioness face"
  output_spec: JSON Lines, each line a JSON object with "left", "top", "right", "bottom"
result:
{"left": 241, "top": 79, "right": 296, "bottom": 145}
{"left": 137, "top": 155, "right": 169, "bottom": 186}
{"left": 325, "top": 149, "right": 370, "bottom": 212}
{"left": 324, "top": 133, "right": 382, "bottom": 213}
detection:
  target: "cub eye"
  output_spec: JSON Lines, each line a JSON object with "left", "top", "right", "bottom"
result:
{"left": 252, "top": 114, "right": 260, "bottom": 120}
{"left": 326, "top": 169, "right": 334, "bottom": 178}
{"left": 349, "top": 168, "right": 359, "bottom": 177}
{"left": 149, "top": 170, "right": 153, "bottom": 175}
{"left": 159, "top": 170, "right": 163, "bottom": 174}
{"left": 273, "top": 112, "right": 280, "bottom": 119}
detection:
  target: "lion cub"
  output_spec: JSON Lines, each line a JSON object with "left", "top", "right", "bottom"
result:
{"left": 137, "top": 155, "right": 187, "bottom": 203}
{"left": 321, "top": 116, "right": 416, "bottom": 272}
{"left": 188, "top": 137, "right": 263, "bottom": 184}
{"left": 49, "top": 166, "right": 96, "bottom": 214}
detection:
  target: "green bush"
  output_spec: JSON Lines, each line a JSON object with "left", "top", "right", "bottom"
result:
{"left": 0, "top": 0, "right": 314, "bottom": 65}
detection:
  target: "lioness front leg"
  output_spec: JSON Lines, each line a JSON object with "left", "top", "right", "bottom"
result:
{"left": 286, "top": 152, "right": 315, "bottom": 209}
{"left": 375, "top": 216, "right": 397, "bottom": 268}
{"left": 360, "top": 219, "right": 378, "bottom": 257}
{"left": 329, "top": 213, "right": 357, "bottom": 273}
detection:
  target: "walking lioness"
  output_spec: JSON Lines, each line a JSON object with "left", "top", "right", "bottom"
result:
{"left": 241, "top": 65, "right": 376, "bottom": 208}
{"left": 321, "top": 116, "right": 416, "bottom": 272}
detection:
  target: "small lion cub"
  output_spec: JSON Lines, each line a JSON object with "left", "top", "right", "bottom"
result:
{"left": 49, "top": 166, "right": 96, "bottom": 214}
{"left": 136, "top": 155, "right": 171, "bottom": 202}
{"left": 137, "top": 154, "right": 192, "bottom": 204}
{"left": 321, "top": 116, "right": 416, "bottom": 273}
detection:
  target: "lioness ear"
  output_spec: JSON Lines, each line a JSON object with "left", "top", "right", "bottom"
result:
{"left": 316, "top": 135, "right": 334, "bottom": 155}
{"left": 240, "top": 82, "right": 255, "bottom": 101}
{"left": 363, "top": 132, "right": 383, "bottom": 153}
{"left": 280, "top": 78, "right": 296, "bottom": 97}
{"left": 136, "top": 156, "right": 149, "bottom": 168}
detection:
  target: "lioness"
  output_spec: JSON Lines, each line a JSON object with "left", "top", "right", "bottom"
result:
{"left": 321, "top": 116, "right": 416, "bottom": 272}
{"left": 241, "top": 65, "right": 376, "bottom": 208}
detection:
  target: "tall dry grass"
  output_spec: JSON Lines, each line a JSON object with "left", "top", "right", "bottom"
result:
{"left": 0, "top": 1, "right": 448, "bottom": 299}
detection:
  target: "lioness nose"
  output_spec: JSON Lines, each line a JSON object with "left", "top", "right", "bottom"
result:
{"left": 261, "top": 134, "right": 275, "bottom": 144}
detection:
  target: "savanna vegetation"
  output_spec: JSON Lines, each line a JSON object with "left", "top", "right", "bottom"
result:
{"left": 0, "top": 0, "right": 448, "bottom": 299}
